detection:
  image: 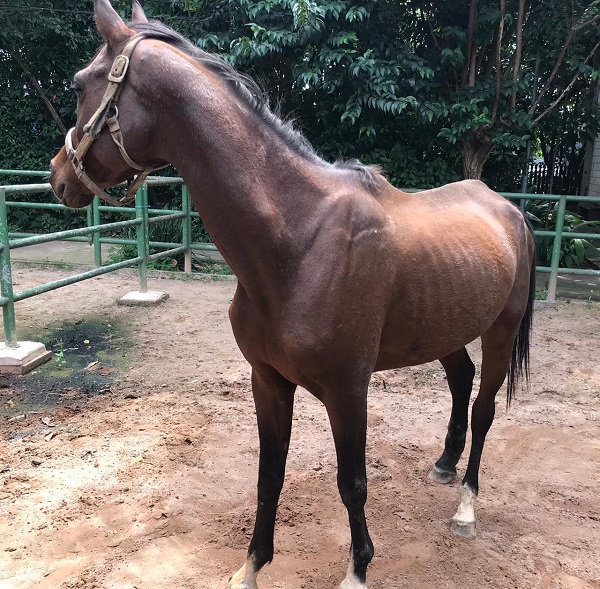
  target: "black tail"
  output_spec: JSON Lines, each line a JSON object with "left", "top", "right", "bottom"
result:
{"left": 506, "top": 218, "right": 536, "bottom": 406}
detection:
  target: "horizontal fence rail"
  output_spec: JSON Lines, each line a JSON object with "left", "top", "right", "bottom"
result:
{"left": 2, "top": 170, "right": 600, "bottom": 349}
{"left": 0, "top": 173, "right": 218, "bottom": 348}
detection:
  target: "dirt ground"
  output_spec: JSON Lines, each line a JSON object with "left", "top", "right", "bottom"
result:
{"left": 1, "top": 267, "right": 599, "bottom": 589}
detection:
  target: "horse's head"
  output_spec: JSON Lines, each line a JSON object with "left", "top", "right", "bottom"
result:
{"left": 50, "top": 0, "right": 167, "bottom": 208}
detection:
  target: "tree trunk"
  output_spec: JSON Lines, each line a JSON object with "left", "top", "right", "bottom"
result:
{"left": 462, "top": 135, "right": 494, "bottom": 179}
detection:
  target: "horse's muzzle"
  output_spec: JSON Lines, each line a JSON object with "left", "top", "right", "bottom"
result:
{"left": 49, "top": 150, "right": 95, "bottom": 209}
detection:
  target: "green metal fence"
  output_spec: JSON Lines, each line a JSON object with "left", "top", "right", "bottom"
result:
{"left": 502, "top": 192, "right": 600, "bottom": 302}
{"left": 2, "top": 170, "right": 600, "bottom": 349}
{"left": 0, "top": 172, "right": 217, "bottom": 348}
{"left": 398, "top": 188, "right": 600, "bottom": 303}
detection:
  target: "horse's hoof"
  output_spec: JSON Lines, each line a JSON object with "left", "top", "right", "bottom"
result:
{"left": 339, "top": 577, "right": 367, "bottom": 589}
{"left": 428, "top": 465, "right": 456, "bottom": 484}
{"left": 451, "top": 519, "right": 476, "bottom": 538}
{"left": 228, "top": 566, "right": 258, "bottom": 589}
{"left": 228, "top": 581, "right": 256, "bottom": 589}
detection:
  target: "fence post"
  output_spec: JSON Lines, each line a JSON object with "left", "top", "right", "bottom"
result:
{"left": 547, "top": 194, "right": 566, "bottom": 303}
{"left": 182, "top": 185, "right": 192, "bottom": 274}
{"left": 136, "top": 184, "right": 149, "bottom": 293}
{"left": 92, "top": 196, "right": 102, "bottom": 266}
{"left": 0, "top": 188, "right": 18, "bottom": 347}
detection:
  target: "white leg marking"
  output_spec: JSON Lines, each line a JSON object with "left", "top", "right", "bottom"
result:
{"left": 339, "top": 554, "right": 367, "bottom": 589}
{"left": 228, "top": 558, "right": 259, "bottom": 589}
{"left": 451, "top": 484, "right": 477, "bottom": 537}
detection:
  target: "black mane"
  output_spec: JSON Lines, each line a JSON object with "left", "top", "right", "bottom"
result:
{"left": 129, "top": 20, "right": 383, "bottom": 193}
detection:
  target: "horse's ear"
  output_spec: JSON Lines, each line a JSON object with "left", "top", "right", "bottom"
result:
{"left": 94, "top": 0, "right": 135, "bottom": 47}
{"left": 132, "top": 1, "right": 149, "bottom": 23}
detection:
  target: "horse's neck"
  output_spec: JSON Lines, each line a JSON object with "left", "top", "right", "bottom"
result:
{"left": 159, "top": 73, "right": 327, "bottom": 292}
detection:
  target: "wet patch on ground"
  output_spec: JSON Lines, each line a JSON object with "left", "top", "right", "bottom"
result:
{"left": 0, "top": 318, "right": 131, "bottom": 420}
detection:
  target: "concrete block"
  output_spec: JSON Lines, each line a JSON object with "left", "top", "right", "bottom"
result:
{"left": 117, "top": 290, "right": 169, "bottom": 306}
{"left": 0, "top": 341, "right": 53, "bottom": 375}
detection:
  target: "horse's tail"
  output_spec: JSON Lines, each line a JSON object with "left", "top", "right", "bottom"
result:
{"left": 506, "top": 217, "right": 536, "bottom": 407}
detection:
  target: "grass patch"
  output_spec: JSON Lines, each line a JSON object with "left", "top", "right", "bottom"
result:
{"left": 105, "top": 243, "right": 233, "bottom": 275}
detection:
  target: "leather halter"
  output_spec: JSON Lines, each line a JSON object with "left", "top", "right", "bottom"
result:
{"left": 65, "top": 34, "right": 166, "bottom": 207}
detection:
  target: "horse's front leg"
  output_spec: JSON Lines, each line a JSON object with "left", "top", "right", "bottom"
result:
{"left": 324, "top": 384, "right": 374, "bottom": 589}
{"left": 229, "top": 365, "right": 296, "bottom": 589}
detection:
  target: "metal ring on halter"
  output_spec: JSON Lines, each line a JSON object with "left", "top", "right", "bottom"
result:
{"left": 65, "top": 127, "right": 75, "bottom": 156}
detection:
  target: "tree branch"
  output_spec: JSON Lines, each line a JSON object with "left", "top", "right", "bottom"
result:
{"left": 491, "top": 0, "right": 506, "bottom": 123}
{"left": 461, "top": 0, "right": 478, "bottom": 88}
{"left": 532, "top": 37, "right": 600, "bottom": 124}
{"left": 529, "top": 12, "right": 600, "bottom": 115}
{"left": 423, "top": 0, "right": 441, "bottom": 51}
{"left": 5, "top": 46, "right": 67, "bottom": 136}
{"left": 510, "top": 0, "right": 525, "bottom": 109}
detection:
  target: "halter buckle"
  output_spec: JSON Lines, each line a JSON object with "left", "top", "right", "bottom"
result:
{"left": 108, "top": 55, "right": 130, "bottom": 83}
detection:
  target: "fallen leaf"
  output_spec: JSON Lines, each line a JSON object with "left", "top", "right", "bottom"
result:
{"left": 85, "top": 361, "right": 99, "bottom": 371}
{"left": 41, "top": 417, "right": 55, "bottom": 427}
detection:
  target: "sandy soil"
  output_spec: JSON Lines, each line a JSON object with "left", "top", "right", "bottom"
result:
{"left": 1, "top": 267, "right": 599, "bottom": 589}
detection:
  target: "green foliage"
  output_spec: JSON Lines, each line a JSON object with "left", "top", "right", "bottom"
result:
{"left": 361, "top": 145, "right": 460, "bottom": 189}
{"left": 525, "top": 200, "right": 600, "bottom": 268}
{"left": 6, "top": 193, "right": 88, "bottom": 235}
{"left": 0, "top": 1, "right": 98, "bottom": 169}
{"left": 105, "top": 243, "right": 233, "bottom": 274}
{"left": 1, "top": 0, "right": 599, "bottom": 194}
{"left": 104, "top": 216, "right": 227, "bottom": 272}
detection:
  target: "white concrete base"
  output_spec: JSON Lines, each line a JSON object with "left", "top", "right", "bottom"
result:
{"left": 0, "top": 341, "right": 53, "bottom": 375}
{"left": 117, "top": 290, "right": 169, "bottom": 307}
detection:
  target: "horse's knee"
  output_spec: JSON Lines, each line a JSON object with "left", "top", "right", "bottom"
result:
{"left": 257, "top": 469, "right": 285, "bottom": 497}
{"left": 337, "top": 474, "right": 367, "bottom": 512}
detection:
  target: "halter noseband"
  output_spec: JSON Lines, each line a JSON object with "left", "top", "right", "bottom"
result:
{"left": 65, "top": 34, "right": 166, "bottom": 207}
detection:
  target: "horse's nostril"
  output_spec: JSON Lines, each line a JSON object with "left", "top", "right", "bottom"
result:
{"left": 52, "top": 180, "right": 65, "bottom": 201}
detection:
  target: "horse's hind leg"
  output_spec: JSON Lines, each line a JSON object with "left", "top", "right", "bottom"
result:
{"left": 450, "top": 320, "right": 519, "bottom": 538}
{"left": 430, "top": 347, "right": 475, "bottom": 484}
{"left": 229, "top": 365, "right": 296, "bottom": 589}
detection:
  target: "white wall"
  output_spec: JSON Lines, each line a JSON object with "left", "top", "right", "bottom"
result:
{"left": 588, "top": 135, "right": 600, "bottom": 196}
{"left": 581, "top": 87, "right": 600, "bottom": 196}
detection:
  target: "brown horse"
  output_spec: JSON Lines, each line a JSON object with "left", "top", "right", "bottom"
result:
{"left": 50, "top": 1, "right": 536, "bottom": 587}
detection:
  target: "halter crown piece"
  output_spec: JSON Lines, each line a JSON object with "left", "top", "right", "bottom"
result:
{"left": 65, "top": 34, "right": 166, "bottom": 207}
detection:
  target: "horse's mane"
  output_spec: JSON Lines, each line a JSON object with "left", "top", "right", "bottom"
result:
{"left": 129, "top": 20, "right": 384, "bottom": 194}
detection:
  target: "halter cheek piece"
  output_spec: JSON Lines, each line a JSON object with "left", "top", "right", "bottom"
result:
{"left": 65, "top": 34, "right": 166, "bottom": 207}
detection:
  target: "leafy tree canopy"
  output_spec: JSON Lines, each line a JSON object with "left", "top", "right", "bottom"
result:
{"left": 1, "top": 0, "right": 599, "bottom": 190}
